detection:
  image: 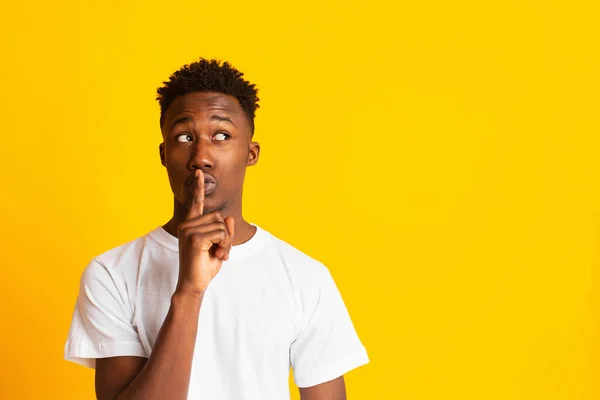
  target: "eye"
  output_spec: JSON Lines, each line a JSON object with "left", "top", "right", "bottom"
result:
{"left": 176, "top": 133, "right": 193, "bottom": 143}
{"left": 214, "top": 132, "right": 230, "bottom": 141}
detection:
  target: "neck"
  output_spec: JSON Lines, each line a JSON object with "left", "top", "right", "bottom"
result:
{"left": 162, "top": 196, "right": 256, "bottom": 246}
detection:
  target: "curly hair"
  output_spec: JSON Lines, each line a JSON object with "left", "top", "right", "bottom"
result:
{"left": 156, "top": 58, "right": 260, "bottom": 133}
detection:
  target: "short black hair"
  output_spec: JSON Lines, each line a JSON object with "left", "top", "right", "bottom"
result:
{"left": 156, "top": 58, "right": 260, "bottom": 132}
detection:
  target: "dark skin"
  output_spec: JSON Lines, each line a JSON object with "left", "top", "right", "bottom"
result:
{"left": 160, "top": 91, "right": 259, "bottom": 246}
{"left": 94, "top": 91, "right": 346, "bottom": 400}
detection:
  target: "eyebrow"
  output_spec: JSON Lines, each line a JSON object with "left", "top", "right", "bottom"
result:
{"left": 169, "top": 114, "right": 236, "bottom": 130}
{"left": 170, "top": 115, "right": 194, "bottom": 130}
{"left": 210, "top": 114, "right": 236, "bottom": 127}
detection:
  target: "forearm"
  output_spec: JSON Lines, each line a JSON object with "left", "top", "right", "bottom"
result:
{"left": 117, "top": 290, "right": 203, "bottom": 400}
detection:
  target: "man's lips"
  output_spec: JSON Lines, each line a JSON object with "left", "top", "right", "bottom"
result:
{"left": 187, "top": 172, "right": 217, "bottom": 196}
{"left": 188, "top": 181, "right": 217, "bottom": 195}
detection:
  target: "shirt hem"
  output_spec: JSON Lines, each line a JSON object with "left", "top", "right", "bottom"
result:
{"left": 64, "top": 339, "right": 147, "bottom": 369}
{"left": 294, "top": 350, "right": 370, "bottom": 388}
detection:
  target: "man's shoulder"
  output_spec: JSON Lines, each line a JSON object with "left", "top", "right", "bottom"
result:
{"left": 91, "top": 227, "right": 161, "bottom": 273}
{"left": 262, "top": 228, "right": 330, "bottom": 279}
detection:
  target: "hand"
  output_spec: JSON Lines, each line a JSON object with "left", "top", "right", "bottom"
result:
{"left": 176, "top": 169, "right": 235, "bottom": 297}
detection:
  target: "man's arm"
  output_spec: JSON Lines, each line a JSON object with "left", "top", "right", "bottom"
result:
{"left": 299, "top": 376, "right": 346, "bottom": 400}
{"left": 95, "top": 170, "right": 234, "bottom": 400}
{"left": 95, "top": 291, "right": 202, "bottom": 400}
{"left": 290, "top": 267, "right": 368, "bottom": 397}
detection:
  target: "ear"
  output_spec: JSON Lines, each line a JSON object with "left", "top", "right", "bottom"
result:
{"left": 247, "top": 141, "right": 260, "bottom": 166}
{"left": 159, "top": 142, "right": 166, "bottom": 167}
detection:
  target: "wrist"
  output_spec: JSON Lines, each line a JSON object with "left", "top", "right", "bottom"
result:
{"left": 173, "top": 285, "right": 205, "bottom": 304}
{"left": 170, "top": 289, "right": 203, "bottom": 324}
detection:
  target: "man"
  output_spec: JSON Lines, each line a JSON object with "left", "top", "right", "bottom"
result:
{"left": 65, "top": 58, "right": 369, "bottom": 400}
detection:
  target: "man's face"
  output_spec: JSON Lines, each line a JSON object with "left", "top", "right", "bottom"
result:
{"left": 159, "top": 91, "right": 260, "bottom": 214}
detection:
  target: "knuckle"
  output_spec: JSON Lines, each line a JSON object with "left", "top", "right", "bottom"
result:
{"left": 189, "top": 234, "right": 203, "bottom": 245}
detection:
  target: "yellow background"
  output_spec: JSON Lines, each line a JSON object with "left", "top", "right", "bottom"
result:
{"left": 1, "top": 0, "right": 598, "bottom": 399}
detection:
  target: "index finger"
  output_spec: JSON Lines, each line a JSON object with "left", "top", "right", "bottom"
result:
{"left": 187, "top": 169, "right": 205, "bottom": 218}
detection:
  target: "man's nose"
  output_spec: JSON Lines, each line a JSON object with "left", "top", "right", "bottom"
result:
{"left": 189, "top": 138, "right": 214, "bottom": 170}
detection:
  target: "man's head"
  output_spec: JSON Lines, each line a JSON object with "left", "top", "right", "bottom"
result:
{"left": 157, "top": 58, "right": 260, "bottom": 215}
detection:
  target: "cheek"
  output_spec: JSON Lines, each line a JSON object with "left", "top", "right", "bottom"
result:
{"left": 219, "top": 154, "right": 248, "bottom": 185}
{"left": 164, "top": 147, "right": 189, "bottom": 173}
{"left": 165, "top": 163, "right": 189, "bottom": 188}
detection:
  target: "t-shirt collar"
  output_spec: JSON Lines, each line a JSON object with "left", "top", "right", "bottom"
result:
{"left": 148, "top": 222, "right": 268, "bottom": 260}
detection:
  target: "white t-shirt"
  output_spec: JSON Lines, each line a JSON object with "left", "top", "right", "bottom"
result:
{"left": 64, "top": 224, "right": 369, "bottom": 399}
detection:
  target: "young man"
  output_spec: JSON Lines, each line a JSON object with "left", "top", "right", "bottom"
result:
{"left": 64, "top": 58, "right": 369, "bottom": 400}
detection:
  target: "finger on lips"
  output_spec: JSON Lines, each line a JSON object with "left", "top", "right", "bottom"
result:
{"left": 182, "top": 170, "right": 236, "bottom": 261}
{"left": 187, "top": 169, "right": 205, "bottom": 219}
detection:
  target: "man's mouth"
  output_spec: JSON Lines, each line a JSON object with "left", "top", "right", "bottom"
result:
{"left": 187, "top": 181, "right": 217, "bottom": 196}
{"left": 187, "top": 173, "right": 218, "bottom": 196}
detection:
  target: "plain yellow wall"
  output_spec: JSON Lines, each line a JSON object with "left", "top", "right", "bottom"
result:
{"left": 1, "top": 0, "right": 599, "bottom": 399}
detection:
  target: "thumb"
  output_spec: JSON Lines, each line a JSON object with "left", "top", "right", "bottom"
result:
{"left": 224, "top": 216, "right": 235, "bottom": 242}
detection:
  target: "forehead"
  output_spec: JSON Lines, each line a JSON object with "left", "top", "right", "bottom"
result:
{"left": 163, "top": 91, "right": 246, "bottom": 127}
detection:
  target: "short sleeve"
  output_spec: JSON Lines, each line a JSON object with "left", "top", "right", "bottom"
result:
{"left": 64, "top": 258, "right": 147, "bottom": 369}
{"left": 290, "top": 267, "right": 369, "bottom": 388}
